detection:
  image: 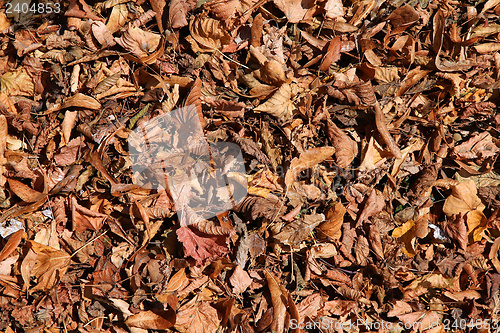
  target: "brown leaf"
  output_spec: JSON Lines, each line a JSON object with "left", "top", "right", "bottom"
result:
{"left": 0, "top": 69, "right": 34, "bottom": 96}
{"left": 21, "top": 241, "right": 70, "bottom": 292}
{"left": 272, "top": 0, "right": 315, "bottom": 23}
{"left": 443, "top": 213, "right": 467, "bottom": 251}
{"left": 126, "top": 309, "right": 175, "bottom": 329}
{"left": 392, "top": 220, "right": 417, "bottom": 257}
{"left": 188, "top": 15, "right": 232, "bottom": 52}
{"left": 229, "top": 265, "right": 252, "bottom": 293}
{"left": 327, "top": 119, "right": 358, "bottom": 168}
{"left": 176, "top": 226, "right": 230, "bottom": 265}
{"left": 317, "top": 200, "right": 345, "bottom": 241}
{"left": 7, "top": 178, "right": 45, "bottom": 202}
{"left": 71, "top": 196, "right": 107, "bottom": 232}
{"left": 324, "top": 0, "right": 344, "bottom": 19}
{"left": 165, "top": 267, "right": 190, "bottom": 293}
{"left": 61, "top": 93, "right": 101, "bottom": 110}
{"left": 452, "top": 132, "right": 500, "bottom": 160}
{"left": 115, "top": 24, "right": 162, "bottom": 60}
{"left": 285, "top": 147, "right": 335, "bottom": 190}
{"left": 275, "top": 213, "right": 325, "bottom": 245}
{"left": 265, "top": 271, "right": 287, "bottom": 333}
{"left": 367, "top": 222, "right": 384, "bottom": 259}
{"left": 442, "top": 180, "right": 485, "bottom": 216}
{"left": 169, "top": 0, "right": 189, "bottom": 28}
{"left": 175, "top": 300, "right": 221, "bottom": 333}
{"left": 356, "top": 189, "right": 384, "bottom": 227}
{"left": 0, "top": 229, "right": 24, "bottom": 262}
{"left": 184, "top": 77, "right": 205, "bottom": 128}
{"left": 254, "top": 83, "right": 295, "bottom": 121}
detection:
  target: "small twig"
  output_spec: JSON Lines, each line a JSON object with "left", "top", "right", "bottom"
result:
{"left": 373, "top": 102, "right": 403, "bottom": 159}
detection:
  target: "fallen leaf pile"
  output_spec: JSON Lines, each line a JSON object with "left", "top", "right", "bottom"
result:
{"left": 2, "top": 0, "right": 500, "bottom": 331}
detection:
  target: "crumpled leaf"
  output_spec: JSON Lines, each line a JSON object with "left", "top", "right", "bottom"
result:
{"left": 187, "top": 15, "right": 232, "bottom": 52}
{"left": 317, "top": 201, "right": 345, "bottom": 241}
{"left": 115, "top": 23, "right": 162, "bottom": 59}
{"left": 275, "top": 213, "right": 325, "bottom": 245}
{"left": 392, "top": 220, "right": 417, "bottom": 257}
{"left": 452, "top": 132, "right": 500, "bottom": 160}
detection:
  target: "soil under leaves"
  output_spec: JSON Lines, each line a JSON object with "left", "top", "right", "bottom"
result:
{"left": 1, "top": 0, "right": 500, "bottom": 332}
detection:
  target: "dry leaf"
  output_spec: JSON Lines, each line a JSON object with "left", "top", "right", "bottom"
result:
{"left": 285, "top": 147, "right": 335, "bottom": 190}
{"left": 169, "top": 0, "right": 189, "bottom": 28}
{"left": 275, "top": 213, "right": 325, "bottom": 245}
{"left": 327, "top": 119, "right": 358, "bottom": 168}
{"left": 125, "top": 309, "right": 175, "bottom": 329}
{"left": 176, "top": 227, "right": 230, "bottom": 265}
{"left": 188, "top": 15, "right": 232, "bottom": 52}
{"left": 317, "top": 201, "right": 345, "bottom": 241}
{"left": 254, "top": 83, "right": 294, "bottom": 121}
{"left": 229, "top": 265, "right": 252, "bottom": 293}
{"left": 265, "top": 271, "right": 287, "bottom": 333}
{"left": 272, "top": 0, "right": 315, "bottom": 23}
{"left": 21, "top": 241, "right": 70, "bottom": 292}
{"left": 392, "top": 220, "right": 417, "bottom": 257}
{"left": 175, "top": 300, "right": 220, "bottom": 333}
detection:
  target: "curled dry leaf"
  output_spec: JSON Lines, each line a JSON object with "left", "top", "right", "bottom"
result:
{"left": 91, "top": 21, "right": 116, "bottom": 47}
{"left": 115, "top": 24, "right": 162, "bottom": 60}
{"left": 188, "top": 15, "right": 232, "bottom": 53}
{"left": 317, "top": 201, "right": 345, "bottom": 241}
{"left": 61, "top": 93, "right": 101, "bottom": 110}
{"left": 265, "top": 271, "right": 287, "bottom": 333}
{"left": 274, "top": 213, "right": 325, "bottom": 245}
{"left": 327, "top": 119, "right": 358, "bottom": 168}
{"left": 392, "top": 220, "right": 417, "bottom": 257}
{"left": 0, "top": 115, "right": 7, "bottom": 188}
{"left": 284, "top": 147, "right": 335, "bottom": 190}
{"left": 356, "top": 189, "right": 385, "bottom": 227}
{"left": 169, "top": 0, "right": 189, "bottom": 29}
{"left": 452, "top": 132, "right": 500, "bottom": 160}
{"left": 7, "top": 178, "right": 45, "bottom": 202}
